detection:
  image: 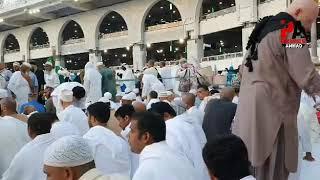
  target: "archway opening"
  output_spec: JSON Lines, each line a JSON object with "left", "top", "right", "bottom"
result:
{"left": 102, "top": 47, "right": 133, "bottom": 67}
{"left": 61, "top": 20, "right": 85, "bottom": 45}
{"left": 99, "top": 11, "right": 128, "bottom": 39}
{"left": 202, "top": 0, "right": 236, "bottom": 17}
{"left": 64, "top": 53, "right": 89, "bottom": 70}
{"left": 30, "top": 28, "right": 50, "bottom": 50}
{"left": 4, "top": 34, "right": 20, "bottom": 54}
{"left": 144, "top": 0, "right": 182, "bottom": 30}
{"left": 146, "top": 40, "right": 186, "bottom": 62}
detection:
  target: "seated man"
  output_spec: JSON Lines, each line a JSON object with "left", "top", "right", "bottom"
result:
{"left": 129, "top": 112, "right": 196, "bottom": 180}
{"left": 43, "top": 136, "right": 129, "bottom": 180}
{"left": 202, "top": 134, "right": 255, "bottom": 180}
{"left": 19, "top": 93, "right": 45, "bottom": 114}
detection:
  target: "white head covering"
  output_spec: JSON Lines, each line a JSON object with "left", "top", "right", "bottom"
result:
{"left": 44, "top": 136, "right": 94, "bottom": 167}
{"left": 122, "top": 92, "right": 136, "bottom": 101}
{"left": 44, "top": 61, "right": 53, "bottom": 67}
{"left": 22, "top": 62, "right": 31, "bottom": 68}
{"left": 189, "top": 89, "right": 197, "bottom": 95}
{"left": 50, "top": 122, "right": 81, "bottom": 140}
{"left": 133, "top": 88, "right": 140, "bottom": 94}
{"left": 96, "top": 62, "right": 104, "bottom": 67}
{"left": 158, "top": 91, "right": 173, "bottom": 98}
{"left": 13, "top": 62, "right": 20, "bottom": 67}
{"left": 103, "top": 92, "right": 112, "bottom": 100}
{"left": 60, "top": 89, "right": 73, "bottom": 102}
{"left": 0, "top": 89, "right": 8, "bottom": 99}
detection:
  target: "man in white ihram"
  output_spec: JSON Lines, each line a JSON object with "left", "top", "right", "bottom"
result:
{"left": 57, "top": 89, "right": 89, "bottom": 135}
{"left": 43, "top": 136, "right": 129, "bottom": 180}
{"left": 84, "top": 62, "right": 102, "bottom": 105}
{"left": 44, "top": 61, "right": 60, "bottom": 88}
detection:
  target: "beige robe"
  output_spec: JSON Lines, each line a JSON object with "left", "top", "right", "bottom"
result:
{"left": 232, "top": 29, "right": 320, "bottom": 173}
{"left": 79, "top": 168, "right": 129, "bottom": 180}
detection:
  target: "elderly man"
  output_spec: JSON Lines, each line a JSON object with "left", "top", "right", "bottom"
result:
{"left": 19, "top": 93, "right": 45, "bottom": 114}
{"left": 8, "top": 62, "right": 32, "bottom": 109}
{"left": 2, "top": 113, "right": 57, "bottom": 180}
{"left": 182, "top": 93, "right": 204, "bottom": 126}
{"left": 132, "top": 101, "right": 146, "bottom": 113}
{"left": 84, "top": 62, "right": 102, "bottom": 105}
{"left": 58, "top": 89, "right": 89, "bottom": 135}
{"left": 44, "top": 61, "right": 60, "bottom": 88}
{"left": 43, "top": 136, "right": 129, "bottom": 180}
{"left": 129, "top": 112, "right": 197, "bottom": 180}
{"left": 12, "top": 62, "right": 20, "bottom": 72}
{"left": 0, "top": 63, "right": 12, "bottom": 89}
{"left": 159, "top": 61, "right": 173, "bottom": 91}
{"left": 97, "top": 62, "right": 117, "bottom": 100}
{"left": 232, "top": 0, "right": 320, "bottom": 179}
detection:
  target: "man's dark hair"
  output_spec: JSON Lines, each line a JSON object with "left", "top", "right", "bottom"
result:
{"left": 115, "top": 104, "right": 135, "bottom": 118}
{"left": 149, "top": 102, "right": 176, "bottom": 117}
{"left": 148, "top": 60, "right": 155, "bottom": 66}
{"left": 160, "top": 61, "right": 166, "bottom": 67}
{"left": 87, "top": 102, "right": 110, "bottom": 124}
{"left": 197, "top": 84, "right": 209, "bottom": 91}
{"left": 28, "top": 113, "right": 58, "bottom": 136}
{"left": 72, "top": 86, "right": 86, "bottom": 100}
{"left": 149, "top": 91, "right": 158, "bottom": 99}
{"left": 132, "top": 112, "right": 166, "bottom": 142}
{"left": 202, "top": 134, "right": 251, "bottom": 180}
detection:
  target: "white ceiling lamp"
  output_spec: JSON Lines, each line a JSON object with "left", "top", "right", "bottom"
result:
{"left": 122, "top": 54, "right": 127, "bottom": 57}
{"left": 0, "top": 19, "right": 4, "bottom": 23}
{"left": 179, "top": 39, "right": 185, "bottom": 44}
{"left": 74, "top": 0, "right": 79, "bottom": 2}
{"left": 170, "top": 3, "right": 173, "bottom": 10}
{"left": 104, "top": 49, "right": 108, "bottom": 53}
{"left": 126, "top": 46, "right": 130, "bottom": 51}
{"left": 219, "top": 2, "right": 222, "bottom": 5}
{"left": 147, "top": 43, "right": 151, "bottom": 48}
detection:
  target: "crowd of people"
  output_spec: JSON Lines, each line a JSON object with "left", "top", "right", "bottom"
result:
{"left": 0, "top": 0, "right": 320, "bottom": 180}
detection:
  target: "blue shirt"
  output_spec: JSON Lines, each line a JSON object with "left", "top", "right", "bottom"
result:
{"left": 19, "top": 100, "right": 45, "bottom": 114}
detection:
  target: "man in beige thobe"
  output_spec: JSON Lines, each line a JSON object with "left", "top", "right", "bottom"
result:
{"left": 232, "top": 0, "right": 320, "bottom": 180}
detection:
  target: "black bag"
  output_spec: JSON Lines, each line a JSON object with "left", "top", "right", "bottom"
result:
{"left": 155, "top": 67, "right": 163, "bottom": 82}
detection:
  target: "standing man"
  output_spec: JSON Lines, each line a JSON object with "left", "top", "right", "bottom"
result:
{"left": 232, "top": 0, "right": 320, "bottom": 179}
{"left": 159, "top": 61, "right": 173, "bottom": 91}
{"left": 0, "top": 63, "right": 12, "bottom": 89}
{"left": 197, "top": 85, "right": 213, "bottom": 112}
{"left": 143, "top": 60, "right": 158, "bottom": 77}
{"left": 8, "top": 62, "right": 32, "bottom": 109}
{"left": 97, "top": 62, "right": 117, "bottom": 100}
{"left": 12, "top": 62, "right": 20, "bottom": 72}
{"left": 30, "top": 62, "right": 45, "bottom": 104}
{"left": 44, "top": 61, "right": 60, "bottom": 88}
{"left": 84, "top": 62, "right": 102, "bottom": 105}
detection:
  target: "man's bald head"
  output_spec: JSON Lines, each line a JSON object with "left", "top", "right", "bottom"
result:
{"left": 220, "top": 87, "right": 235, "bottom": 102}
{"left": 132, "top": 101, "right": 146, "bottom": 113}
{"left": 182, "top": 93, "right": 196, "bottom": 109}
{"left": 287, "top": 0, "right": 319, "bottom": 32}
{"left": 0, "top": 97, "right": 17, "bottom": 115}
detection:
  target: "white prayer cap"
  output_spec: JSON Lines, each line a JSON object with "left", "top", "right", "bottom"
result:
{"left": 44, "top": 136, "right": 94, "bottom": 167}
{"left": 13, "top": 62, "right": 20, "bottom": 66}
{"left": 51, "top": 122, "right": 80, "bottom": 140}
{"left": 103, "top": 92, "right": 112, "bottom": 100}
{"left": 159, "top": 91, "right": 173, "bottom": 98}
{"left": 96, "top": 62, "right": 104, "bottom": 67}
{"left": 189, "top": 89, "right": 197, "bottom": 95}
{"left": 44, "top": 61, "right": 53, "bottom": 66}
{"left": 133, "top": 88, "right": 139, "bottom": 94}
{"left": 60, "top": 89, "right": 73, "bottom": 102}
{"left": 122, "top": 92, "right": 136, "bottom": 101}
{"left": 22, "top": 62, "right": 31, "bottom": 68}
{"left": 0, "top": 89, "right": 8, "bottom": 99}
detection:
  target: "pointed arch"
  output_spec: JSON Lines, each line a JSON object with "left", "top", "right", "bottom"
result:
{"left": 97, "top": 11, "right": 128, "bottom": 39}
{"left": 3, "top": 34, "right": 20, "bottom": 54}
{"left": 29, "top": 27, "right": 50, "bottom": 50}
{"left": 59, "top": 20, "right": 85, "bottom": 45}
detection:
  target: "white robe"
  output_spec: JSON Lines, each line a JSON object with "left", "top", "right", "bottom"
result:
{"left": 7, "top": 71, "right": 30, "bottom": 108}
{"left": 159, "top": 66, "right": 174, "bottom": 90}
{"left": 132, "top": 141, "right": 197, "bottom": 180}
{"left": 146, "top": 98, "right": 160, "bottom": 110}
{"left": 79, "top": 168, "right": 129, "bottom": 180}
{"left": 58, "top": 105, "right": 89, "bottom": 135}
{"left": 2, "top": 133, "right": 55, "bottom": 180}
{"left": 83, "top": 126, "right": 131, "bottom": 176}
{"left": 44, "top": 70, "right": 60, "bottom": 88}
{"left": 84, "top": 63, "right": 102, "bottom": 104}
{"left": 0, "top": 116, "right": 30, "bottom": 178}
{"left": 122, "top": 69, "right": 135, "bottom": 92}
{"left": 186, "top": 106, "right": 204, "bottom": 126}
{"left": 165, "top": 115, "right": 210, "bottom": 180}
{"left": 142, "top": 74, "right": 165, "bottom": 98}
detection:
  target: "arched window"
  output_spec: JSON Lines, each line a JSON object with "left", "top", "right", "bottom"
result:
{"left": 202, "top": 0, "right": 235, "bottom": 17}
{"left": 61, "top": 20, "right": 85, "bottom": 45}
{"left": 144, "top": 0, "right": 182, "bottom": 30}
{"left": 30, "top": 28, "right": 50, "bottom": 50}
{"left": 4, "top": 34, "right": 20, "bottom": 54}
{"left": 99, "top": 11, "right": 128, "bottom": 39}
{"left": 102, "top": 47, "right": 133, "bottom": 66}
{"left": 146, "top": 40, "right": 186, "bottom": 62}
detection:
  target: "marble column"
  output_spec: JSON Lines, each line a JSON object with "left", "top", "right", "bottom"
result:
{"left": 133, "top": 44, "right": 146, "bottom": 71}
{"left": 187, "top": 37, "right": 204, "bottom": 65}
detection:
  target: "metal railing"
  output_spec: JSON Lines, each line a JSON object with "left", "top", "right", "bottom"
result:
{"left": 201, "top": 52, "right": 243, "bottom": 62}
{"left": 202, "top": 6, "right": 237, "bottom": 20}
{"left": 99, "top": 31, "right": 128, "bottom": 39}
{"left": 146, "top": 21, "right": 183, "bottom": 32}
{"left": 62, "top": 38, "right": 85, "bottom": 45}
{"left": 30, "top": 43, "right": 50, "bottom": 50}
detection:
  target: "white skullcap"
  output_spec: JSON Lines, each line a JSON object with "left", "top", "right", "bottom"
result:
{"left": 159, "top": 91, "right": 173, "bottom": 98}
{"left": 103, "top": 92, "right": 112, "bottom": 100}
{"left": 189, "top": 89, "right": 197, "bottom": 95}
{"left": 122, "top": 92, "right": 136, "bottom": 101}
{"left": 13, "top": 62, "right": 20, "bottom": 66}
{"left": 22, "top": 62, "right": 31, "bottom": 68}
{"left": 0, "top": 89, "right": 8, "bottom": 99}
{"left": 51, "top": 122, "right": 80, "bottom": 140}
{"left": 133, "top": 88, "right": 139, "bottom": 94}
{"left": 96, "top": 62, "right": 104, "bottom": 67}
{"left": 44, "top": 61, "right": 53, "bottom": 66}
{"left": 60, "top": 89, "right": 73, "bottom": 102}
{"left": 44, "top": 136, "right": 94, "bottom": 167}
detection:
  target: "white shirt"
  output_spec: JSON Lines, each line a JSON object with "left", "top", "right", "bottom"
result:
{"left": 7, "top": 71, "right": 30, "bottom": 108}
{"left": 146, "top": 98, "right": 160, "bottom": 110}
{"left": 241, "top": 175, "right": 256, "bottom": 180}
{"left": 0, "top": 116, "right": 30, "bottom": 177}
{"left": 2, "top": 133, "right": 55, "bottom": 180}
{"left": 165, "top": 115, "right": 210, "bottom": 180}
{"left": 143, "top": 67, "right": 158, "bottom": 77}
{"left": 83, "top": 126, "right": 131, "bottom": 177}
{"left": 79, "top": 168, "right": 129, "bottom": 180}
{"left": 133, "top": 141, "right": 197, "bottom": 180}
{"left": 44, "top": 70, "right": 60, "bottom": 88}
{"left": 186, "top": 106, "right": 204, "bottom": 126}
{"left": 84, "top": 63, "right": 102, "bottom": 104}
{"left": 58, "top": 105, "right": 89, "bottom": 135}
{"left": 159, "top": 66, "right": 173, "bottom": 90}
